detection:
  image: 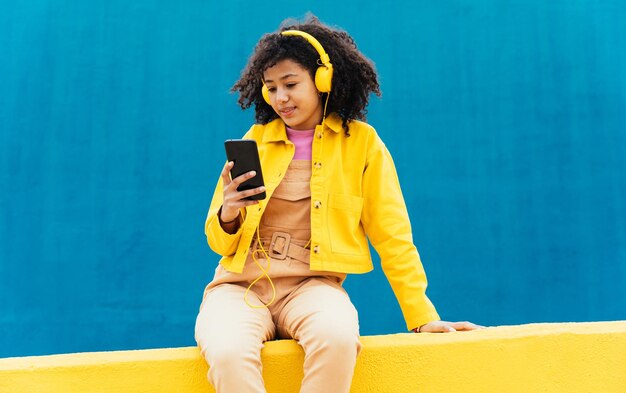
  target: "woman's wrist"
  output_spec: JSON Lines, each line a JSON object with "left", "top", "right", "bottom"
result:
{"left": 219, "top": 206, "right": 239, "bottom": 223}
{"left": 218, "top": 207, "right": 241, "bottom": 234}
{"left": 220, "top": 213, "right": 239, "bottom": 224}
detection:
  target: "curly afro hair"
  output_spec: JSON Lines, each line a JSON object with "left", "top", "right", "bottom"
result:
{"left": 231, "top": 14, "right": 381, "bottom": 135}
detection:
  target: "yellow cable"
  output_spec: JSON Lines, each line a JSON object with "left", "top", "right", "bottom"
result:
{"left": 322, "top": 91, "right": 329, "bottom": 123}
{"left": 244, "top": 201, "right": 277, "bottom": 308}
{"left": 245, "top": 95, "right": 328, "bottom": 309}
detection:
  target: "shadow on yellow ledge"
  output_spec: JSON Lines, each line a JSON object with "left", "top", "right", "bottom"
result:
{"left": 1, "top": 321, "right": 625, "bottom": 393}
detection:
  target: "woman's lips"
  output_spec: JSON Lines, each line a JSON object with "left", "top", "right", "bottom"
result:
{"left": 279, "top": 107, "right": 296, "bottom": 117}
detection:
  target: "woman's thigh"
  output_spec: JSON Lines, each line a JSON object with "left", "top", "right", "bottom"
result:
{"left": 276, "top": 277, "right": 360, "bottom": 344}
{"left": 195, "top": 284, "right": 276, "bottom": 359}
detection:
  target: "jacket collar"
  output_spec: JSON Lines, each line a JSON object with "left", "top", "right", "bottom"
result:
{"left": 262, "top": 113, "right": 343, "bottom": 143}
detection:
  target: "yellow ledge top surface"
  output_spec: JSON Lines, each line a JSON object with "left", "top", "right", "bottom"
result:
{"left": 2, "top": 320, "right": 625, "bottom": 369}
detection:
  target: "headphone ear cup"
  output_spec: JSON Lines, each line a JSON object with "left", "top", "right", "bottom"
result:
{"left": 315, "top": 64, "right": 333, "bottom": 93}
{"left": 261, "top": 83, "right": 271, "bottom": 104}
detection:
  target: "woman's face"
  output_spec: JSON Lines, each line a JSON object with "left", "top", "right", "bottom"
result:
{"left": 263, "top": 59, "right": 323, "bottom": 130}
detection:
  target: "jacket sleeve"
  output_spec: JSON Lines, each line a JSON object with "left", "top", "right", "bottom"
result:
{"left": 204, "top": 127, "right": 254, "bottom": 257}
{"left": 360, "top": 130, "right": 440, "bottom": 331}
{"left": 204, "top": 173, "right": 245, "bottom": 257}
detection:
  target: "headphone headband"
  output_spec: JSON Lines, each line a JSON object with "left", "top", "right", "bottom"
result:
{"left": 281, "top": 30, "right": 331, "bottom": 66}
{"left": 261, "top": 29, "right": 334, "bottom": 104}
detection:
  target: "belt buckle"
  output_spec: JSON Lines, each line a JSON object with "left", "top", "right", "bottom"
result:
{"left": 269, "top": 232, "right": 291, "bottom": 260}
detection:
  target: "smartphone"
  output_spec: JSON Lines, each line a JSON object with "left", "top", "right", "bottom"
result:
{"left": 224, "top": 139, "right": 266, "bottom": 200}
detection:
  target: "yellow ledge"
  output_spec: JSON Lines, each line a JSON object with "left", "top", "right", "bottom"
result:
{"left": 1, "top": 321, "right": 625, "bottom": 393}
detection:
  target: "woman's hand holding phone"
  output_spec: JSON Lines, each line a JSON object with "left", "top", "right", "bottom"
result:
{"left": 219, "top": 161, "right": 266, "bottom": 229}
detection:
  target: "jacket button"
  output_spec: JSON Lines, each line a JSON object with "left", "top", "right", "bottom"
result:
{"left": 314, "top": 162, "right": 322, "bottom": 169}
{"left": 317, "top": 132, "right": 323, "bottom": 139}
{"left": 313, "top": 245, "right": 320, "bottom": 254}
{"left": 314, "top": 200, "right": 322, "bottom": 209}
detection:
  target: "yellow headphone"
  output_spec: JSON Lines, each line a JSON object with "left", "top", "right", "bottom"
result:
{"left": 261, "top": 30, "right": 334, "bottom": 104}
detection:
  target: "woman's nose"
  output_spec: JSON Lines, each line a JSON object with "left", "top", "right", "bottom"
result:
{"left": 276, "top": 88, "right": 289, "bottom": 103}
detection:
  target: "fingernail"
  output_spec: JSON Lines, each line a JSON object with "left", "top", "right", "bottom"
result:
{"left": 250, "top": 171, "right": 256, "bottom": 176}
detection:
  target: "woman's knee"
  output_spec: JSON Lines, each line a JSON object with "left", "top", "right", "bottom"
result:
{"left": 201, "top": 337, "right": 264, "bottom": 369}
{"left": 201, "top": 339, "right": 266, "bottom": 392}
{"left": 302, "top": 319, "right": 361, "bottom": 356}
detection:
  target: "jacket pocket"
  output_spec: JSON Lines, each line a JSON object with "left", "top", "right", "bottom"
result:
{"left": 328, "top": 193, "right": 366, "bottom": 255}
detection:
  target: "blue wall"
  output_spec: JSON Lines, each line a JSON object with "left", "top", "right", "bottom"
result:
{"left": 1, "top": 0, "right": 625, "bottom": 357}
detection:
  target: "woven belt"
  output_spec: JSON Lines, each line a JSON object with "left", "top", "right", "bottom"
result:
{"left": 251, "top": 231, "right": 310, "bottom": 262}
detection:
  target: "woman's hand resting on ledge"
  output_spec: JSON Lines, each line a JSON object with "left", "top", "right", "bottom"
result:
{"left": 414, "top": 321, "right": 485, "bottom": 333}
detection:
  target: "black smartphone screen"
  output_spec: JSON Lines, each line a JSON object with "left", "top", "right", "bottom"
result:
{"left": 224, "top": 139, "right": 266, "bottom": 200}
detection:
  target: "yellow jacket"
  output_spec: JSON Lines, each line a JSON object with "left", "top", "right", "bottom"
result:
{"left": 205, "top": 113, "right": 440, "bottom": 330}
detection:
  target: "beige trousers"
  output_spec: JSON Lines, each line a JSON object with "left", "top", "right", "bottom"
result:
{"left": 195, "top": 160, "right": 362, "bottom": 393}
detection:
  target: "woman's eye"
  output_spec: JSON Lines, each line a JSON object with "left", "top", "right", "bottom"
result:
{"left": 286, "top": 83, "right": 297, "bottom": 88}
{"left": 267, "top": 87, "right": 276, "bottom": 93}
